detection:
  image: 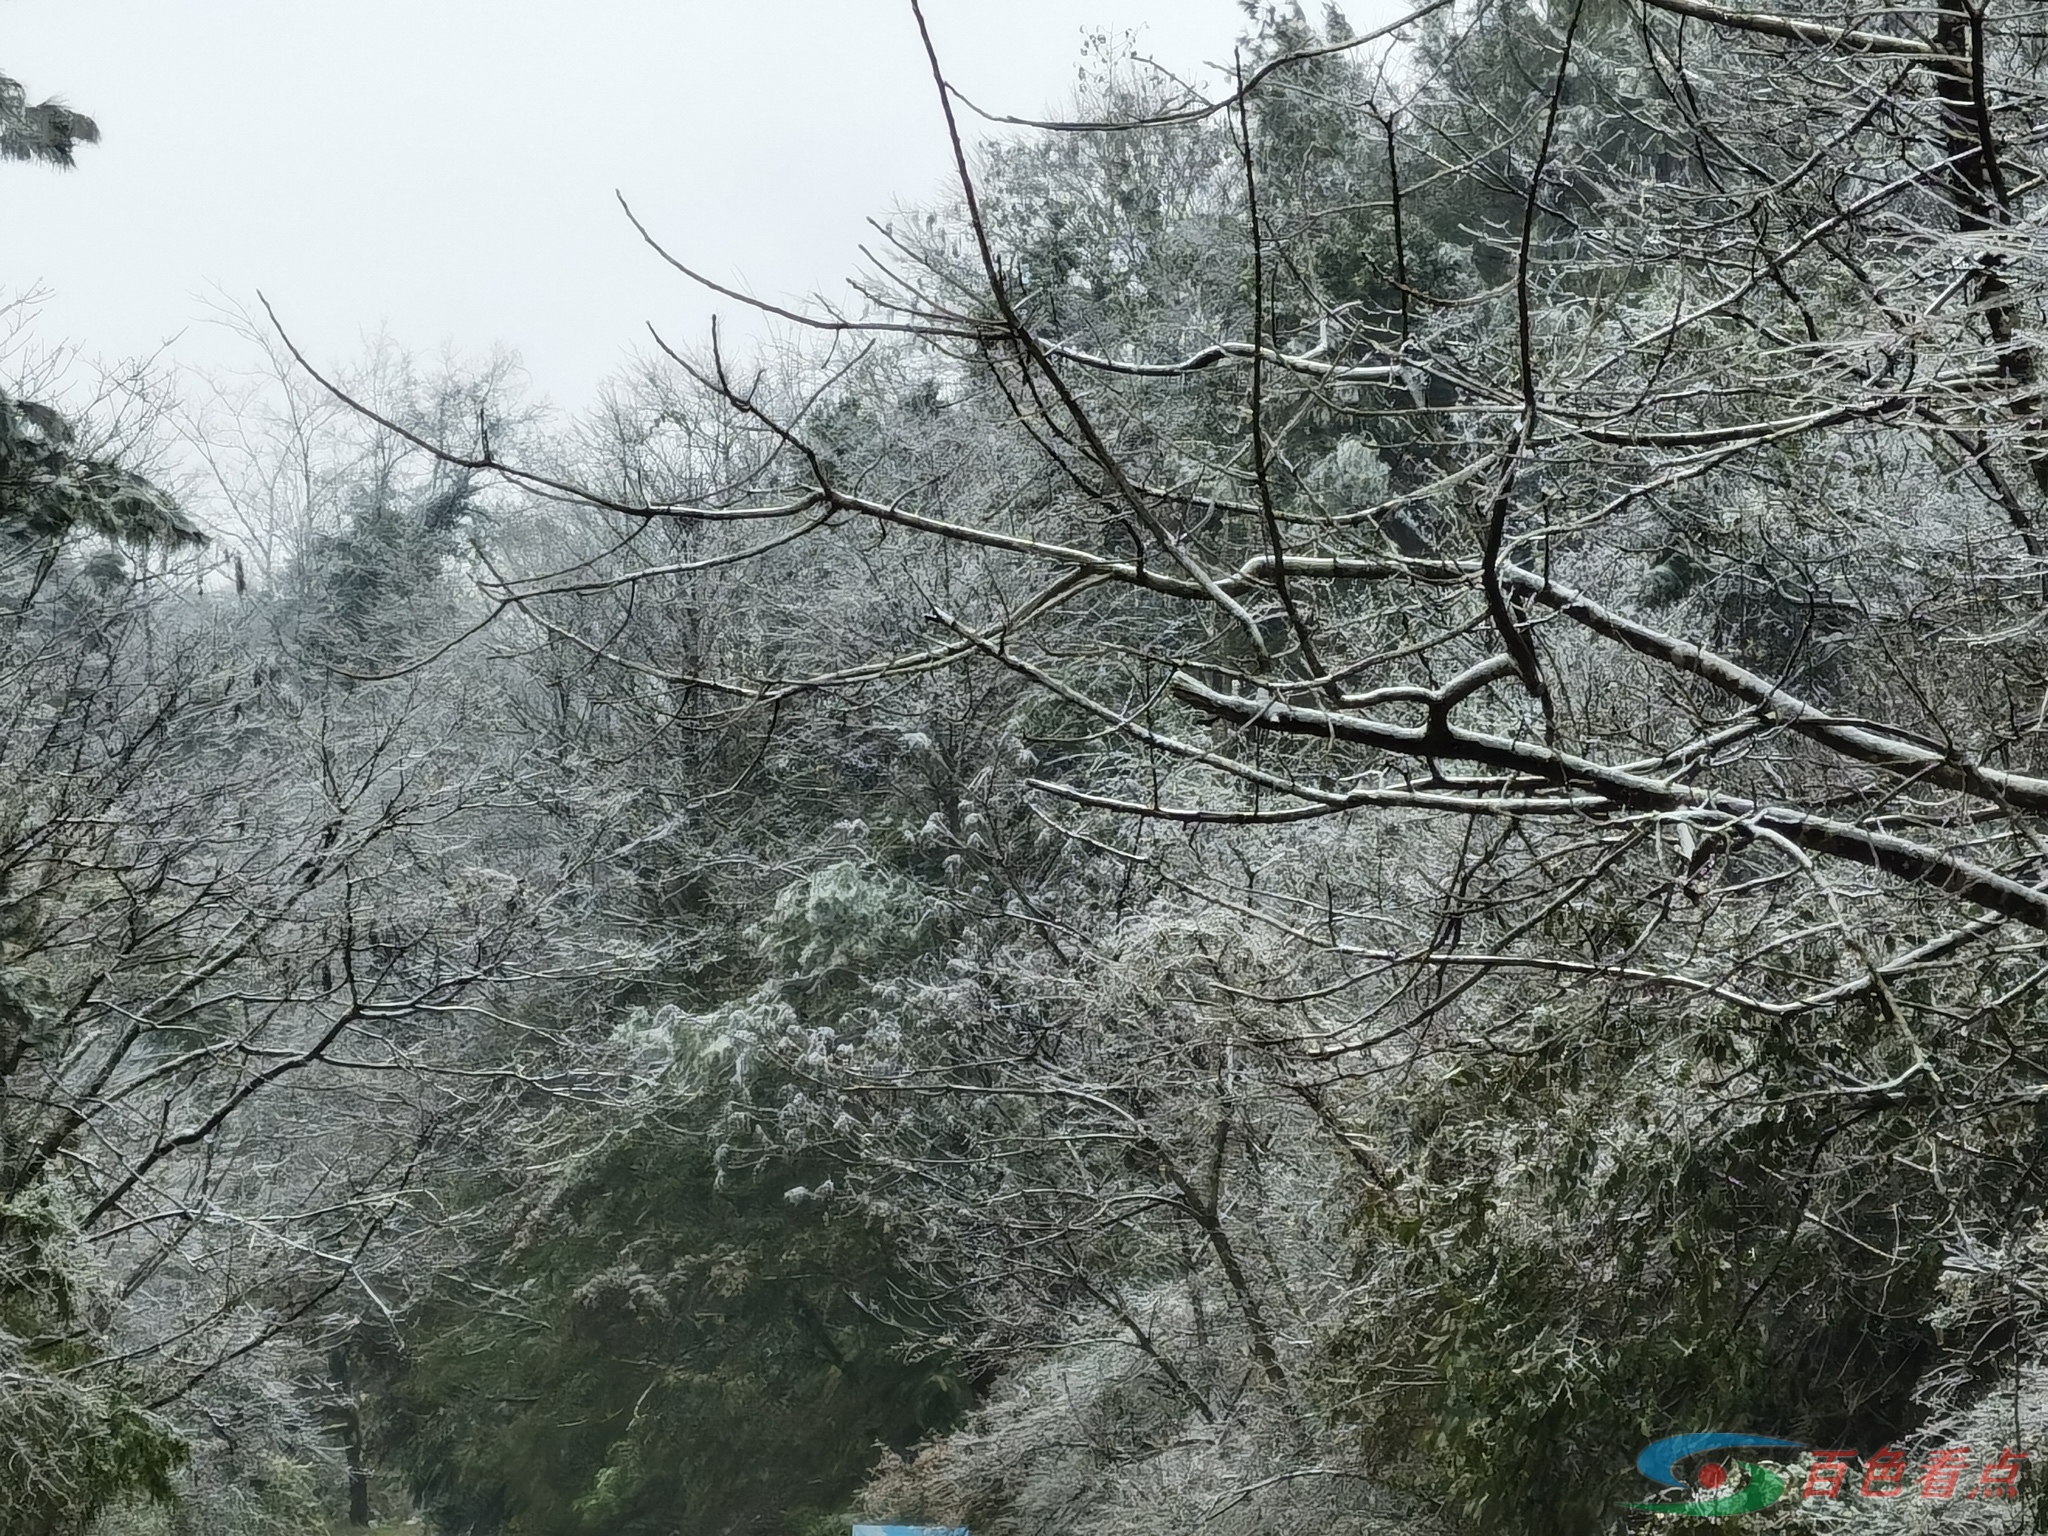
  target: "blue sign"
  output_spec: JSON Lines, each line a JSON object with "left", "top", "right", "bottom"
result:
{"left": 854, "top": 1527, "right": 968, "bottom": 1536}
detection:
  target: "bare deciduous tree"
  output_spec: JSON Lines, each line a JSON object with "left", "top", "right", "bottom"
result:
{"left": 263, "top": 1, "right": 2048, "bottom": 1528}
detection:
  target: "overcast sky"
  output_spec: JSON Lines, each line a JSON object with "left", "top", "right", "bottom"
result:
{"left": 0, "top": 0, "right": 1351, "bottom": 410}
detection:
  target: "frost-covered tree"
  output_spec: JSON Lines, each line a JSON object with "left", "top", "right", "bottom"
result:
{"left": 0, "top": 69, "right": 97, "bottom": 169}
{"left": 406, "top": 1, "right": 2048, "bottom": 1532}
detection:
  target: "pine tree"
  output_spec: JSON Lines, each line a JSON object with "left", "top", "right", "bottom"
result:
{"left": 0, "top": 71, "right": 97, "bottom": 168}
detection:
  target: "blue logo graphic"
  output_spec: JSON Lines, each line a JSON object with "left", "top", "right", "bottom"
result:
{"left": 1632, "top": 1432, "right": 1806, "bottom": 1517}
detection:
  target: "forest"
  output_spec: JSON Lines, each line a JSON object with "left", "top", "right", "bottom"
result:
{"left": 6, "top": 0, "right": 2048, "bottom": 1532}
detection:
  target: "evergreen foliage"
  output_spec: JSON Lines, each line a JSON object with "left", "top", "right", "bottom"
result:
{"left": 0, "top": 71, "right": 98, "bottom": 168}
{"left": 16, "top": 5, "right": 2048, "bottom": 1535}
{"left": 0, "top": 387, "right": 205, "bottom": 549}
{"left": 376, "top": 1118, "right": 965, "bottom": 1536}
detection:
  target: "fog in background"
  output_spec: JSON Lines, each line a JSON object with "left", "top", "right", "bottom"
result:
{"left": 1, "top": 0, "right": 1278, "bottom": 406}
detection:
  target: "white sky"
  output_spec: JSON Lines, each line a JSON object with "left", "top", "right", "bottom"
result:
{"left": 0, "top": 0, "right": 1324, "bottom": 410}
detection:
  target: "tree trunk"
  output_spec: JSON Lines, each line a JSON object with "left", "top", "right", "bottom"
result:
{"left": 329, "top": 1345, "right": 371, "bottom": 1527}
